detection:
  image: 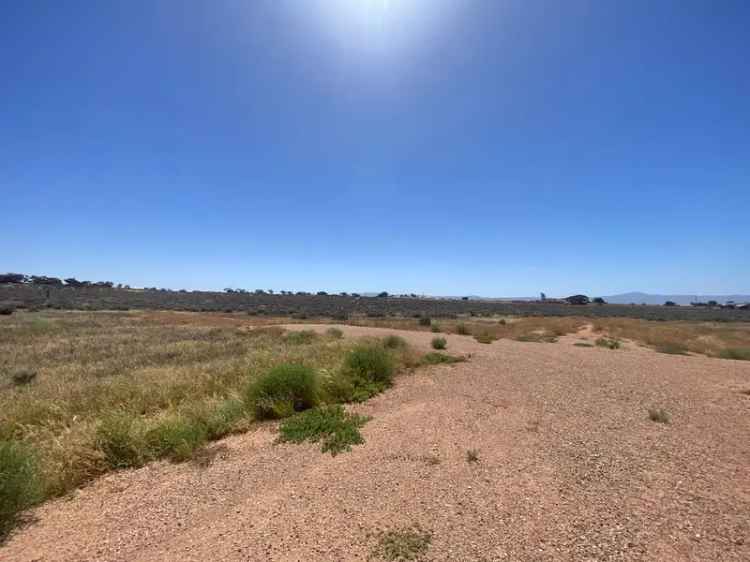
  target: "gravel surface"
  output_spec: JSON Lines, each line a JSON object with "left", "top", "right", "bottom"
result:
{"left": 3, "top": 325, "right": 750, "bottom": 561}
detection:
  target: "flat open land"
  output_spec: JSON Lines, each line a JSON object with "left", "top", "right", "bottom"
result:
{"left": 3, "top": 319, "right": 750, "bottom": 561}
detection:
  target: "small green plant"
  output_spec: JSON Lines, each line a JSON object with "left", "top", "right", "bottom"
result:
{"left": 245, "top": 363, "right": 318, "bottom": 420}
{"left": 94, "top": 413, "right": 146, "bottom": 469}
{"left": 718, "top": 348, "right": 750, "bottom": 361}
{"left": 574, "top": 342, "right": 594, "bottom": 348}
{"left": 431, "top": 337, "right": 447, "bottom": 350}
{"left": 325, "top": 327, "right": 344, "bottom": 339}
{"left": 418, "top": 317, "right": 431, "bottom": 327}
{"left": 276, "top": 405, "right": 370, "bottom": 455}
{"left": 371, "top": 525, "right": 432, "bottom": 561}
{"left": 466, "top": 449, "right": 479, "bottom": 463}
{"left": 595, "top": 337, "right": 621, "bottom": 350}
{"left": 382, "top": 334, "right": 407, "bottom": 349}
{"left": 473, "top": 333, "right": 495, "bottom": 344}
{"left": 419, "top": 352, "right": 465, "bottom": 366}
{"left": 648, "top": 408, "right": 670, "bottom": 424}
{"left": 455, "top": 323, "right": 470, "bottom": 335}
{"left": 498, "top": 318, "right": 507, "bottom": 325}
{"left": 0, "top": 440, "right": 42, "bottom": 534}
{"left": 283, "top": 330, "right": 318, "bottom": 345}
{"left": 430, "top": 324, "right": 441, "bottom": 333}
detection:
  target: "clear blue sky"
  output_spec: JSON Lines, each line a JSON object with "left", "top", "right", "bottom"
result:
{"left": 2, "top": 1, "right": 748, "bottom": 296}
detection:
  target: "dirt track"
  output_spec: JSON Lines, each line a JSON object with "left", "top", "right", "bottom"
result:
{"left": 3, "top": 325, "right": 750, "bottom": 561}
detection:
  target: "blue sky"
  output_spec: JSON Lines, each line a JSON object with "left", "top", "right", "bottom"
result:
{"left": 2, "top": 1, "right": 748, "bottom": 296}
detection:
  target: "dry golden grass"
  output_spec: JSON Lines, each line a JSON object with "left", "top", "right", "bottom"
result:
{"left": 0, "top": 311, "right": 407, "bottom": 499}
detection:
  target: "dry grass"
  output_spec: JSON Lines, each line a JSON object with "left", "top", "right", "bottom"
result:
{"left": 0, "top": 311, "right": 417, "bottom": 502}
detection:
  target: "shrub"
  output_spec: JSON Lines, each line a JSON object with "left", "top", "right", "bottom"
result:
{"left": 371, "top": 525, "right": 432, "bottom": 562}
{"left": 276, "top": 405, "right": 370, "bottom": 455}
{"left": 146, "top": 416, "right": 208, "bottom": 462}
{"left": 431, "top": 337, "right": 447, "bottom": 350}
{"left": 718, "top": 348, "right": 750, "bottom": 361}
{"left": 382, "top": 334, "right": 407, "bottom": 349}
{"left": 418, "top": 317, "right": 431, "bottom": 326}
{"left": 430, "top": 324, "right": 441, "bottom": 333}
{"left": 0, "top": 304, "right": 14, "bottom": 316}
{"left": 325, "top": 327, "right": 344, "bottom": 339}
{"left": 0, "top": 440, "right": 42, "bottom": 533}
{"left": 94, "top": 413, "right": 146, "bottom": 469}
{"left": 344, "top": 344, "right": 395, "bottom": 386}
{"left": 648, "top": 408, "right": 670, "bottom": 424}
{"left": 419, "top": 352, "right": 466, "bottom": 366}
{"left": 474, "top": 333, "right": 495, "bottom": 344}
{"left": 455, "top": 323, "right": 470, "bottom": 335}
{"left": 574, "top": 342, "right": 594, "bottom": 348}
{"left": 283, "top": 330, "right": 318, "bottom": 345}
{"left": 245, "top": 363, "right": 318, "bottom": 420}
{"left": 595, "top": 337, "right": 621, "bottom": 350}
{"left": 655, "top": 343, "right": 689, "bottom": 355}
{"left": 466, "top": 449, "right": 480, "bottom": 463}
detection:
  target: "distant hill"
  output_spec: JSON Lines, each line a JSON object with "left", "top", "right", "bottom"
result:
{"left": 601, "top": 292, "right": 750, "bottom": 306}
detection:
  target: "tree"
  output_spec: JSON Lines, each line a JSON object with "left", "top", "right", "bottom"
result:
{"left": 565, "top": 294, "right": 590, "bottom": 305}
{"left": 0, "top": 273, "right": 27, "bottom": 284}
{"left": 664, "top": 300, "right": 677, "bottom": 307}
{"left": 377, "top": 291, "right": 389, "bottom": 298}
{"left": 592, "top": 297, "right": 606, "bottom": 305}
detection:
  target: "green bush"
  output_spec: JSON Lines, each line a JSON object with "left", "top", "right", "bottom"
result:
{"left": 200, "top": 398, "right": 247, "bottom": 440}
{"left": 431, "top": 337, "right": 447, "bottom": 350}
{"left": 418, "top": 317, "right": 432, "bottom": 326}
{"left": 456, "top": 323, "right": 470, "bottom": 335}
{"left": 430, "top": 324, "right": 441, "bottom": 333}
{"left": 283, "top": 330, "right": 318, "bottom": 345}
{"left": 595, "top": 337, "right": 621, "bottom": 350}
{"left": 146, "top": 416, "right": 208, "bottom": 462}
{"left": 94, "top": 413, "right": 146, "bottom": 469}
{"left": 474, "top": 333, "right": 495, "bottom": 344}
{"left": 0, "top": 440, "right": 42, "bottom": 533}
{"left": 276, "top": 405, "right": 370, "bottom": 455}
{"left": 245, "top": 363, "right": 318, "bottom": 420}
{"left": 344, "top": 344, "right": 395, "bottom": 386}
{"left": 382, "top": 334, "right": 407, "bottom": 349}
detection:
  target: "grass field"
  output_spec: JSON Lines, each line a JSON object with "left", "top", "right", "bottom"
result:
{"left": 0, "top": 311, "right": 426, "bottom": 534}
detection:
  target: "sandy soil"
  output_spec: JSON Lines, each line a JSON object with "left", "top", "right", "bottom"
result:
{"left": 3, "top": 325, "right": 750, "bottom": 561}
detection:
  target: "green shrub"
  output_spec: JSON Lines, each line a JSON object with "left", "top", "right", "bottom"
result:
{"left": 146, "top": 416, "right": 208, "bottom": 462}
{"left": 718, "top": 347, "right": 750, "bottom": 361}
{"left": 325, "top": 327, "right": 344, "bottom": 339}
{"left": 345, "top": 344, "right": 395, "bottom": 385}
{"left": 245, "top": 363, "right": 318, "bottom": 420}
{"left": 455, "top": 323, "right": 470, "bottom": 335}
{"left": 431, "top": 337, "right": 447, "bottom": 350}
{"left": 94, "top": 413, "right": 146, "bottom": 469}
{"left": 276, "top": 405, "right": 370, "bottom": 455}
{"left": 574, "top": 342, "right": 594, "bottom": 348}
{"left": 419, "top": 352, "right": 466, "bottom": 366}
{"left": 430, "top": 324, "right": 441, "bottom": 333}
{"left": 0, "top": 440, "right": 42, "bottom": 533}
{"left": 382, "top": 334, "right": 407, "bottom": 349}
{"left": 201, "top": 398, "right": 247, "bottom": 440}
{"left": 283, "top": 330, "right": 318, "bottom": 345}
{"left": 11, "top": 369, "right": 37, "bottom": 386}
{"left": 418, "top": 317, "right": 432, "bottom": 326}
{"left": 474, "top": 333, "right": 495, "bottom": 344}
{"left": 595, "top": 337, "right": 621, "bottom": 350}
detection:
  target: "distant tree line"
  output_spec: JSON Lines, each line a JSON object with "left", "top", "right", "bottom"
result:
{"left": 0, "top": 273, "right": 116, "bottom": 288}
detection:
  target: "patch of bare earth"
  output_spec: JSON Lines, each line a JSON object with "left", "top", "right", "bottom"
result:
{"left": 3, "top": 325, "right": 750, "bottom": 561}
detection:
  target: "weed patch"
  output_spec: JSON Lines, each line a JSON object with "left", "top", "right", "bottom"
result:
{"left": 283, "top": 330, "right": 318, "bottom": 345}
{"left": 371, "top": 525, "right": 432, "bottom": 561}
{"left": 276, "top": 405, "right": 369, "bottom": 455}
{"left": 431, "top": 337, "right": 447, "bottom": 350}
{"left": 0, "top": 441, "right": 42, "bottom": 535}
{"left": 595, "top": 337, "right": 621, "bottom": 350}
{"left": 718, "top": 347, "right": 750, "bottom": 361}
{"left": 418, "top": 352, "right": 466, "bottom": 366}
{"left": 325, "top": 327, "right": 344, "bottom": 339}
